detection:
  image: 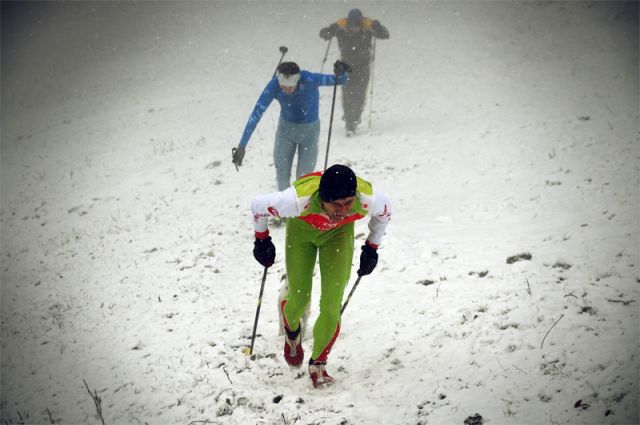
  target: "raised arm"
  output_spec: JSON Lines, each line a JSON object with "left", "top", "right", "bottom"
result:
{"left": 370, "top": 19, "right": 390, "bottom": 39}
{"left": 319, "top": 22, "right": 339, "bottom": 40}
{"left": 307, "top": 60, "right": 350, "bottom": 88}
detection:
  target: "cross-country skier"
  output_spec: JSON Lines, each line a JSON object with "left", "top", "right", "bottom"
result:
{"left": 232, "top": 61, "right": 351, "bottom": 192}
{"left": 319, "top": 9, "right": 389, "bottom": 136}
{"left": 250, "top": 164, "right": 392, "bottom": 388}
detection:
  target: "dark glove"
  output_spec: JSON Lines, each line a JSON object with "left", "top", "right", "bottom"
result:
{"left": 333, "top": 60, "right": 352, "bottom": 76}
{"left": 357, "top": 242, "right": 378, "bottom": 276}
{"left": 232, "top": 146, "right": 245, "bottom": 166}
{"left": 319, "top": 23, "right": 338, "bottom": 40}
{"left": 372, "top": 20, "right": 383, "bottom": 32}
{"left": 253, "top": 236, "right": 276, "bottom": 268}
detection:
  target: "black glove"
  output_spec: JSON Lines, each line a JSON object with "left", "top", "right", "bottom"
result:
{"left": 253, "top": 236, "right": 276, "bottom": 267}
{"left": 232, "top": 146, "right": 245, "bottom": 166}
{"left": 333, "top": 60, "right": 352, "bottom": 76}
{"left": 319, "top": 28, "right": 332, "bottom": 41}
{"left": 357, "top": 242, "right": 378, "bottom": 276}
{"left": 319, "top": 23, "right": 338, "bottom": 40}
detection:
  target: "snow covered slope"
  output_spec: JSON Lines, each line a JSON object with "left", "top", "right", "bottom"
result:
{"left": 1, "top": 1, "right": 638, "bottom": 424}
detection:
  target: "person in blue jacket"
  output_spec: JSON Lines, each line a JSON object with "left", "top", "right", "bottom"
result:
{"left": 232, "top": 60, "right": 350, "bottom": 191}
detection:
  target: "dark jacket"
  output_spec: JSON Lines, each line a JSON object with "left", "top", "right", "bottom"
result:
{"left": 320, "top": 17, "right": 389, "bottom": 64}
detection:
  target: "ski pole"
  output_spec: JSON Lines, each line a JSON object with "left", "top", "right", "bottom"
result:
{"left": 320, "top": 38, "right": 333, "bottom": 73}
{"left": 323, "top": 76, "right": 338, "bottom": 171}
{"left": 272, "top": 46, "right": 288, "bottom": 78}
{"left": 246, "top": 267, "right": 269, "bottom": 356}
{"left": 269, "top": 46, "right": 289, "bottom": 132}
{"left": 340, "top": 275, "right": 362, "bottom": 315}
{"left": 367, "top": 38, "right": 376, "bottom": 129}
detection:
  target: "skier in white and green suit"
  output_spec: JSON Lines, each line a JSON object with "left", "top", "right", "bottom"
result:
{"left": 251, "top": 164, "right": 392, "bottom": 388}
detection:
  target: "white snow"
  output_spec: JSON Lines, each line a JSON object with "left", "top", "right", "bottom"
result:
{"left": 1, "top": 1, "right": 638, "bottom": 424}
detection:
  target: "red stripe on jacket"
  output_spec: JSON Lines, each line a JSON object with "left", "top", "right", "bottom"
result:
{"left": 299, "top": 213, "right": 365, "bottom": 231}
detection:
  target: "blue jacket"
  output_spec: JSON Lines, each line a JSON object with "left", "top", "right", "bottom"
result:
{"left": 238, "top": 70, "right": 348, "bottom": 148}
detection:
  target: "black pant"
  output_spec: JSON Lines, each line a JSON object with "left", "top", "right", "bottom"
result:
{"left": 341, "top": 62, "right": 370, "bottom": 130}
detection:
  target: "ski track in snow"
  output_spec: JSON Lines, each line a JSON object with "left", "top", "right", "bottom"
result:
{"left": 1, "top": 2, "right": 638, "bottom": 424}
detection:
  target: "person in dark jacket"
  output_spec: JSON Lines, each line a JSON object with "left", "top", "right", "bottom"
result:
{"left": 319, "top": 8, "right": 389, "bottom": 136}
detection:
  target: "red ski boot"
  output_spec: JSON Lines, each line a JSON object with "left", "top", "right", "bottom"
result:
{"left": 283, "top": 325, "right": 303, "bottom": 367}
{"left": 280, "top": 300, "right": 304, "bottom": 367}
{"left": 309, "top": 359, "right": 334, "bottom": 388}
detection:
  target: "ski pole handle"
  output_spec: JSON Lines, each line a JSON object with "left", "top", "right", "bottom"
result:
{"left": 272, "top": 46, "right": 289, "bottom": 78}
{"left": 231, "top": 147, "right": 239, "bottom": 171}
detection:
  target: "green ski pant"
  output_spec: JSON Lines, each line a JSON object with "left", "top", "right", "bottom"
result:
{"left": 283, "top": 217, "right": 354, "bottom": 361}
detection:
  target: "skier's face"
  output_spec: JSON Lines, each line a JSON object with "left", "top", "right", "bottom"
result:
{"left": 323, "top": 196, "right": 356, "bottom": 221}
{"left": 280, "top": 84, "right": 296, "bottom": 95}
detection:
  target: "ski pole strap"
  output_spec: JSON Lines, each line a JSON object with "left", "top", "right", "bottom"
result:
{"left": 340, "top": 275, "right": 362, "bottom": 315}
